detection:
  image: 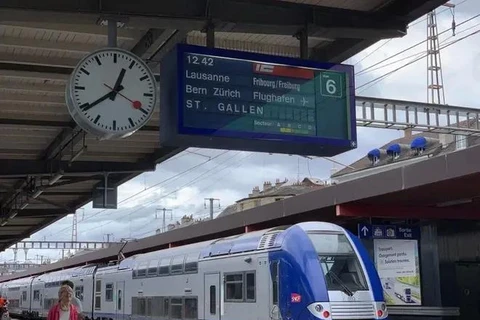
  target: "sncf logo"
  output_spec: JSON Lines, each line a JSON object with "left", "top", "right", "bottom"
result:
{"left": 291, "top": 293, "right": 302, "bottom": 303}
{"left": 254, "top": 63, "right": 275, "bottom": 73}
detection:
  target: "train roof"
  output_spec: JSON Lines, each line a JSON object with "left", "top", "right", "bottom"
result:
{"left": 0, "top": 221, "right": 349, "bottom": 282}
{"left": 33, "top": 264, "right": 97, "bottom": 282}
{"left": 102, "top": 222, "right": 348, "bottom": 271}
{"left": 3, "top": 275, "right": 35, "bottom": 286}
{"left": 117, "top": 225, "right": 291, "bottom": 270}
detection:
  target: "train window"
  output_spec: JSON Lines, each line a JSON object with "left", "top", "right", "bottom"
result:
{"left": 170, "top": 255, "right": 185, "bottom": 274}
{"left": 117, "top": 290, "right": 122, "bottom": 310}
{"left": 138, "top": 298, "right": 146, "bottom": 316}
{"left": 33, "top": 290, "right": 40, "bottom": 301}
{"left": 271, "top": 261, "right": 279, "bottom": 305}
{"left": 209, "top": 286, "right": 216, "bottom": 314}
{"left": 22, "top": 291, "right": 27, "bottom": 301}
{"left": 95, "top": 280, "right": 101, "bottom": 293}
{"left": 159, "top": 258, "right": 170, "bottom": 276}
{"left": 131, "top": 297, "right": 138, "bottom": 315}
{"left": 75, "top": 285, "right": 84, "bottom": 301}
{"left": 151, "top": 297, "right": 163, "bottom": 316}
{"left": 163, "top": 298, "right": 170, "bottom": 317}
{"left": 225, "top": 273, "right": 243, "bottom": 301}
{"left": 246, "top": 272, "right": 256, "bottom": 301}
{"left": 95, "top": 296, "right": 101, "bottom": 310}
{"left": 147, "top": 259, "right": 159, "bottom": 277}
{"left": 105, "top": 283, "right": 114, "bottom": 301}
{"left": 146, "top": 297, "right": 152, "bottom": 316}
{"left": 184, "top": 297, "right": 198, "bottom": 319}
{"left": 308, "top": 232, "right": 369, "bottom": 293}
{"left": 170, "top": 298, "right": 183, "bottom": 319}
{"left": 184, "top": 253, "right": 198, "bottom": 273}
{"left": 137, "top": 265, "right": 147, "bottom": 278}
{"left": 95, "top": 280, "right": 102, "bottom": 310}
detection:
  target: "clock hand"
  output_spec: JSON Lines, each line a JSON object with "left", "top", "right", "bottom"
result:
{"left": 103, "top": 83, "right": 143, "bottom": 109}
{"left": 110, "top": 68, "right": 126, "bottom": 101}
{"left": 82, "top": 86, "right": 124, "bottom": 112}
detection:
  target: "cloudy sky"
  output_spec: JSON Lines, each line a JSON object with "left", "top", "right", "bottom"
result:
{"left": 3, "top": 0, "right": 479, "bottom": 264}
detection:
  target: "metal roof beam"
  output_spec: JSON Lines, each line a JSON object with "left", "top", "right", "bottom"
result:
{"left": 309, "top": 0, "right": 448, "bottom": 63}
{"left": 0, "top": 118, "right": 72, "bottom": 128}
{"left": 0, "top": 0, "right": 408, "bottom": 38}
{"left": 0, "top": 35, "right": 101, "bottom": 55}
{"left": 15, "top": 209, "right": 68, "bottom": 218}
{"left": 0, "top": 22, "right": 139, "bottom": 40}
{"left": 0, "top": 69, "right": 69, "bottom": 82}
{"left": 0, "top": 159, "right": 156, "bottom": 178}
{"left": 0, "top": 52, "right": 78, "bottom": 68}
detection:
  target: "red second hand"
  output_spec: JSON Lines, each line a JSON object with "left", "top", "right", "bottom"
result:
{"left": 103, "top": 84, "right": 142, "bottom": 109}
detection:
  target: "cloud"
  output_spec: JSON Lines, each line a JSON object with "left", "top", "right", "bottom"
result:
{"left": 2, "top": 2, "right": 479, "bottom": 263}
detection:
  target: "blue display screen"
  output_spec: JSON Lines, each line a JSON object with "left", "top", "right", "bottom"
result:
{"left": 178, "top": 50, "right": 354, "bottom": 142}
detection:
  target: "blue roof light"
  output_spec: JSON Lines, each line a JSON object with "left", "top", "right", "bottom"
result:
{"left": 367, "top": 148, "right": 381, "bottom": 160}
{"left": 386, "top": 143, "right": 401, "bottom": 155}
{"left": 410, "top": 136, "right": 427, "bottom": 149}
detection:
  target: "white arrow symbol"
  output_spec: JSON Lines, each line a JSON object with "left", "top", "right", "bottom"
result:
{"left": 361, "top": 226, "right": 369, "bottom": 236}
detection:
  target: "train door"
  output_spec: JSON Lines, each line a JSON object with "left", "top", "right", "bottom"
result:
{"left": 39, "top": 287, "right": 44, "bottom": 316}
{"left": 258, "top": 257, "right": 281, "bottom": 320}
{"left": 115, "top": 281, "right": 125, "bottom": 320}
{"left": 204, "top": 273, "right": 220, "bottom": 320}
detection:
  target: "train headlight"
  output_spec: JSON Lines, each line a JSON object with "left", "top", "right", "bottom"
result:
{"left": 374, "top": 301, "right": 388, "bottom": 319}
{"left": 307, "top": 302, "right": 331, "bottom": 319}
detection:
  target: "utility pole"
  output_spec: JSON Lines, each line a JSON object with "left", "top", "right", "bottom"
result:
{"left": 426, "top": 2, "right": 455, "bottom": 105}
{"left": 204, "top": 198, "right": 221, "bottom": 220}
{"left": 70, "top": 212, "right": 78, "bottom": 255}
{"left": 104, "top": 233, "right": 114, "bottom": 242}
{"left": 155, "top": 207, "right": 172, "bottom": 233}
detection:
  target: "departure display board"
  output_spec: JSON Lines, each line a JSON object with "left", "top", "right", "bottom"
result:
{"left": 159, "top": 44, "right": 357, "bottom": 157}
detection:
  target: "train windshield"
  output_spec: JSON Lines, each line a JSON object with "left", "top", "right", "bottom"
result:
{"left": 308, "top": 232, "right": 369, "bottom": 295}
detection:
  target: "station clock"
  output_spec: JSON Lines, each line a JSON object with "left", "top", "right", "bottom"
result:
{"left": 66, "top": 47, "right": 157, "bottom": 140}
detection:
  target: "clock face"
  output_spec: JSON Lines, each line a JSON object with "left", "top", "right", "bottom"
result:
{"left": 66, "top": 47, "right": 157, "bottom": 139}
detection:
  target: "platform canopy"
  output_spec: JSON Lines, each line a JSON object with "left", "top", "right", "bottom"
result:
{"left": 1, "top": 130, "right": 479, "bottom": 283}
{"left": 0, "top": 0, "right": 447, "bottom": 251}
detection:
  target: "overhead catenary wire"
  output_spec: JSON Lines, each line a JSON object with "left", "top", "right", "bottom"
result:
{"left": 408, "top": 0, "right": 468, "bottom": 28}
{"left": 357, "top": 20, "right": 480, "bottom": 76}
{"left": 356, "top": 12, "right": 480, "bottom": 76}
{"left": 356, "top": 26, "right": 480, "bottom": 93}
{"left": 37, "top": 150, "right": 233, "bottom": 239}
{"left": 75, "top": 151, "right": 252, "bottom": 237}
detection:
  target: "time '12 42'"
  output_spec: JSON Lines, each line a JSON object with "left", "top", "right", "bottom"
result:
{"left": 186, "top": 54, "right": 214, "bottom": 67}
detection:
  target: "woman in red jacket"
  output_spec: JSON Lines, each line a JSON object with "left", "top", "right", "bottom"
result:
{"left": 47, "top": 285, "right": 79, "bottom": 320}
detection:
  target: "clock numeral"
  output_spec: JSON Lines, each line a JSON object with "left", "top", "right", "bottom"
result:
{"left": 95, "top": 56, "right": 102, "bottom": 66}
{"left": 94, "top": 115, "right": 101, "bottom": 124}
{"left": 75, "top": 86, "right": 85, "bottom": 90}
{"left": 128, "top": 118, "right": 135, "bottom": 127}
{"left": 139, "top": 108, "right": 149, "bottom": 115}
{"left": 139, "top": 75, "right": 148, "bottom": 81}
{"left": 80, "top": 68, "right": 90, "bottom": 75}
{"left": 129, "top": 60, "right": 135, "bottom": 69}
{"left": 113, "top": 53, "right": 117, "bottom": 64}
{"left": 143, "top": 93, "right": 153, "bottom": 97}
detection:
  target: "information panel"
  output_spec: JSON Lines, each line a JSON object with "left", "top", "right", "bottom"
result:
{"left": 374, "top": 239, "right": 422, "bottom": 306}
{"left": 159, "top": 44, "right": 357, "bottom": 156}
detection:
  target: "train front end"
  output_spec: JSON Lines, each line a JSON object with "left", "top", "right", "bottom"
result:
{"left": 271, "top": 222, "right": 388, "bottom": 320}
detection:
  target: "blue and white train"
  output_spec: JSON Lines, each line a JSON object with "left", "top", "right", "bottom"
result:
{"left": 0, "top": 222, "right": 388, "bottom": 320}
